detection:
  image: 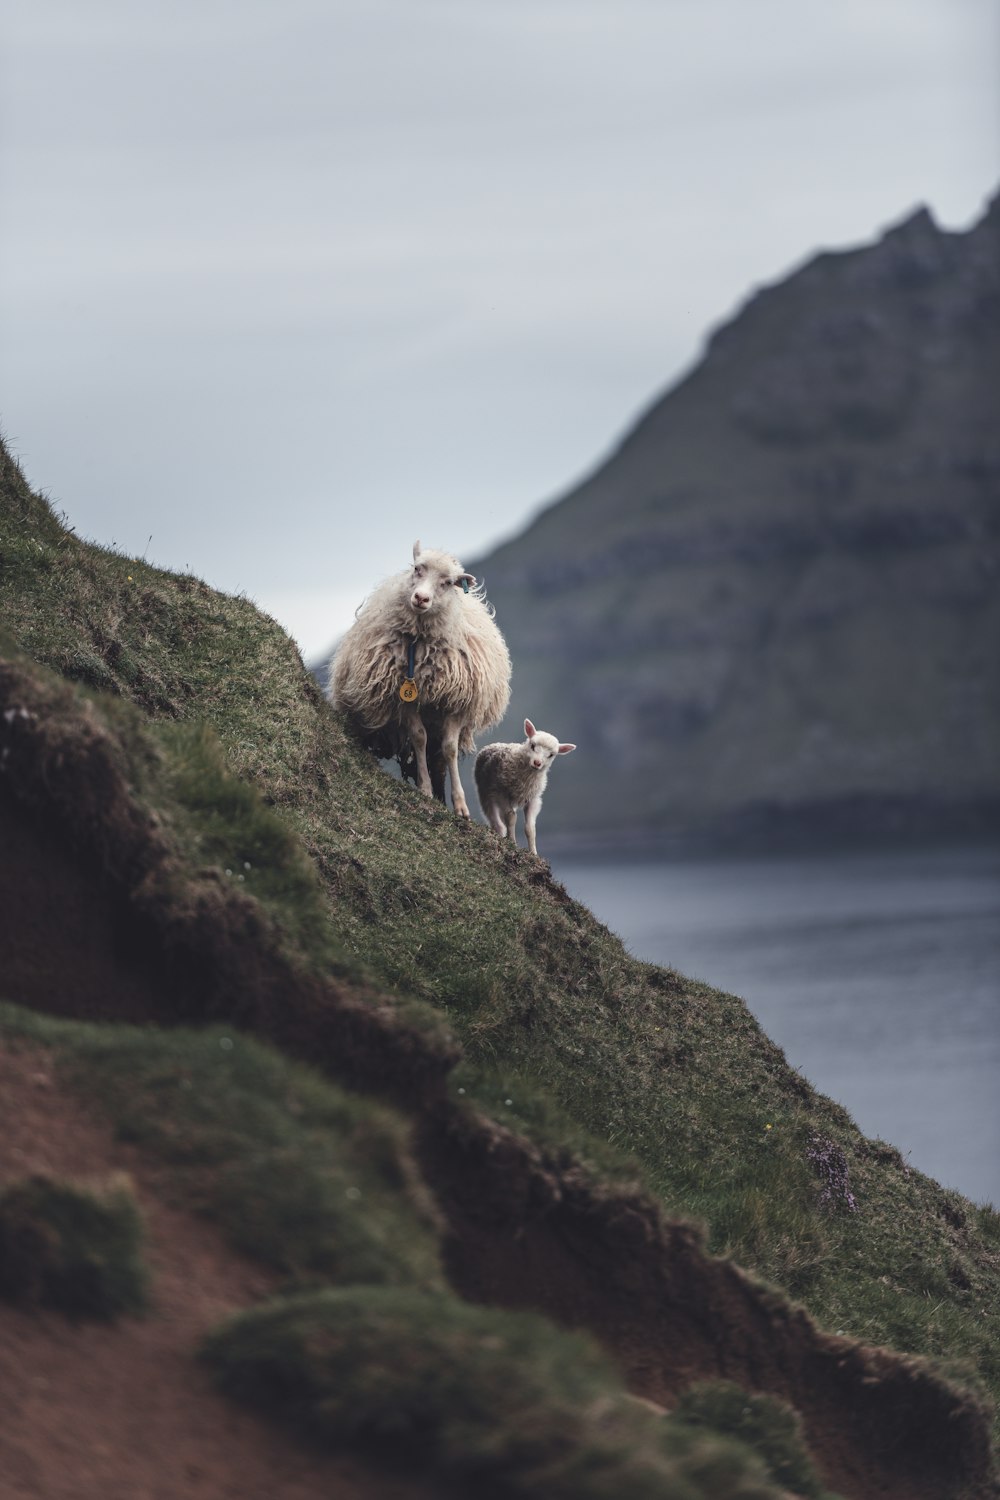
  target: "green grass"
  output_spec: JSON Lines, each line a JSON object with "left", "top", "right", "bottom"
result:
{"left": 150, "top": 717, "right": 356, "bottom": 979}
{"left": 673, "top": 1383, "right": 837, "bottom": 1500}
{"left": 0, "top": 1002, "right": 796, "bottom": 1497}
{"left": 202, "top": 1286, "right": 784, "bottom": 1500}
{"left": 0, "top": 1171, "right": 148, "bottom": 1319}
{"left": 0, "top": 1005, "right": 443, "bottom": 1293}
{"left": 2, "top": 439, "right": 999, "bottom": 1456}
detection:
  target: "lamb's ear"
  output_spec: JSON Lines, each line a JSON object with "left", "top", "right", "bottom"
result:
{"left": 557, "top": 743, "right": 576, "bottom": 755}
{"left": 524, "top": 719, "right": 536, "bottom": 738}
{"left": 412, "top": 540, "right": 422, "bottom": 563}
{"left": 458, "top": 571, "right": 476, "bottom": 589}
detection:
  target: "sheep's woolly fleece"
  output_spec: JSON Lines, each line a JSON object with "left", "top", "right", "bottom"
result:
{"left": 328, "top": 550, "right": 511, "bottom": 757}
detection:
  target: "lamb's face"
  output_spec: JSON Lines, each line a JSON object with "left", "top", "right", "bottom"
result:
{"left": 525, "top": 729, "right": 561, "bottom": 771}
{"left": 408, "top": 544, "right": 475, "bottom": 616}
{"left": 523, "top": 718, "right": 576, "bottom": 770}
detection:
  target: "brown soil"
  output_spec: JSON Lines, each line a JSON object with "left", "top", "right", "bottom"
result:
{"left": 2, "top": 652, "right": 998, "bottom": 1500}
{"left": 0, "top": 1044, "right": 441, "bottom": 1500}
{"left": 0, "top": 658, "right": 458, "bottom": 1107}
{"left": 419, "top": 1105, "right": 997, "bottom": 1500}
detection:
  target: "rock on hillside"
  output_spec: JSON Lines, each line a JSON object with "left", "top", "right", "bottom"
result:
{"left": 473, "top": 194, "right": 1000, "bottom": 845}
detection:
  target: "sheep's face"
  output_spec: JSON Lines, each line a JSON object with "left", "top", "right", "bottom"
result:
{"left": 408, "top": 543, "right": 476, "bottom": 616}
{"left": 523, "top": 718, "right": 576, "bottom": 770}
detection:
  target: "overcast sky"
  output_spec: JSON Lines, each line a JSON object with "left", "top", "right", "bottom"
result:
{"left": 2, "top": 0, "right": 997, "bottom": 659}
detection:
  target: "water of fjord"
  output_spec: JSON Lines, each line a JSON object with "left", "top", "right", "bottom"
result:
{"left": 549, "top": 844, "right": 1000, "bottom": 1207}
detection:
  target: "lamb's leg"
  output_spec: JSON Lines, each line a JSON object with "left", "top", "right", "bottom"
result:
{"left": 524, "top": 797, "right": 542, "bottom": 857}
{"left": 441, "top": 717, "right": 470, "bottom": 818}
{"left": 404, "top": 708, "right": 433, "bottom": 796}
{"left": 487, "top": 803, "right": 508, "bottom": 837}
{"left": 505, "top": 810, "right": 518, "bottom": 844}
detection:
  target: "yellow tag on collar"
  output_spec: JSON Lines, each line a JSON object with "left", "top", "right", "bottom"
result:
{"left": 399, "top": 678, "right": 418, "bottom": 703}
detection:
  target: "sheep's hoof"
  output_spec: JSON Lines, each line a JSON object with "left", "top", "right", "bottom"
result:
{"left": 454, "top": 805, "right": 471, "bottom": 820}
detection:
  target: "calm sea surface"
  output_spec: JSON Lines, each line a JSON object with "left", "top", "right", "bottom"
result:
{"left": 548, "top": 844, "right": 1000, "bottom": 1208}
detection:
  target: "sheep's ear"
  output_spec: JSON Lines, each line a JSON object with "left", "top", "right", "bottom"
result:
{"left": 524, "top": 719, "right": 536, "bottom": 738}
{"left": 459, "top": 571, "right": 476, "bottom": 589}
{"left": 412, "top": 540, "right": 422, "bottom": 563}
{"left": 557, "top": 743, "right": 576, "bottom": 755}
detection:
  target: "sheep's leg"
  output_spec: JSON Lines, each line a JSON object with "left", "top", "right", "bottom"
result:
{"left": 524, "top": 797, "right": 542, "bottom": 857}
{"left": 505, "top": 809, "right": 518, "bottom": 844}
{"left": 441, "top": 717, "right": 470, "bottom": 818}
{"left": 404, "top": 708, "right": 433, "bottom": 796}
{"left": 428, "top": 737, "right": 447, "bottom": 803}
{"left": 487, "top": 804, "right": 508, "bottom": 838}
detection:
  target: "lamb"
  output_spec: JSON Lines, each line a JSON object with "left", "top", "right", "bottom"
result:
{"left": 475, "top": 719, "right": 576, "bottom": 857}
{"left": 327, "top": 541, "right": 511, "bottom": 818}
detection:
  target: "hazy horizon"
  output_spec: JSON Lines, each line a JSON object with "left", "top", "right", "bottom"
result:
{"left": 3, "top": 1, "right": 997, "bottom": 657}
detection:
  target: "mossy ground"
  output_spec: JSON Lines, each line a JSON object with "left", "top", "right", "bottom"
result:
{"left": 0, "top": 1169, "right": 148, "bottom": 1319}
{"left": 203, "top": 1287, "right": 782, "bottom": 1500}
{"left": 2, "top": 438, "right": 998, "bottom": 1477}
{"left": 0, "top": 1006, "right": 793, "bottom": 1500}
{"left": 673, "top": 1382, "right": 836, "bottom": 1500}
{"left": 0, "top": 1005, "right": 444, "bottom": 1295}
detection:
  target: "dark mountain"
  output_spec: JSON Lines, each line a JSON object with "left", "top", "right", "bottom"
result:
{"left": 472, "top": 194, "right": 1000, "bottom": 846}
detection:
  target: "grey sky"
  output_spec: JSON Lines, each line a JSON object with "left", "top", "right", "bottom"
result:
{"left": 2, "top": 0, "right": 997, "bottom": 658}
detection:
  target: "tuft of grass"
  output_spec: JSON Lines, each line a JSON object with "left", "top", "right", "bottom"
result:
{"left": 202, "top": 1286, "right": 782, "bottom": 1500}
{"left": 672, "top": 1382, "right": 839, "bottom": 1499}
{"left": 151, "top": 717, "right": 353, "bottom": 977}
{"left": 0, "top": 1171, "right": 148, "bottom": 1320}
{"left": 0, "top": 1005, "right": 443, "bottom": 1293}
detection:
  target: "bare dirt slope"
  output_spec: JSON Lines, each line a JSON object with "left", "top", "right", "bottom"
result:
{"left": 0, "top": 1043, "right": 446, "bottom": 1500}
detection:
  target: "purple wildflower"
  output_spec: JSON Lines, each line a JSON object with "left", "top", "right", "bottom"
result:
{"left": 807, "top": 1136, "right": 858, "bottom": 1213}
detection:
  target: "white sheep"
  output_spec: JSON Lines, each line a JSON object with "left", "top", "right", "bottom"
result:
{"left": 475, "top": 719, "right": 576, "bottom": 857}
{"left": 328, "top": 541, "right": 511, "bottom": 818}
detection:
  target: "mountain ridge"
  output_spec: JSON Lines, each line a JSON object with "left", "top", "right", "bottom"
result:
{"left": 471, "top": 193, "right": 1000, "bottom": 843}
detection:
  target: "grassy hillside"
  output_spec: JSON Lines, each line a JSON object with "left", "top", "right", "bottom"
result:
{"left": 1, "top": 436, "right": 998, "bottom": 1499}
